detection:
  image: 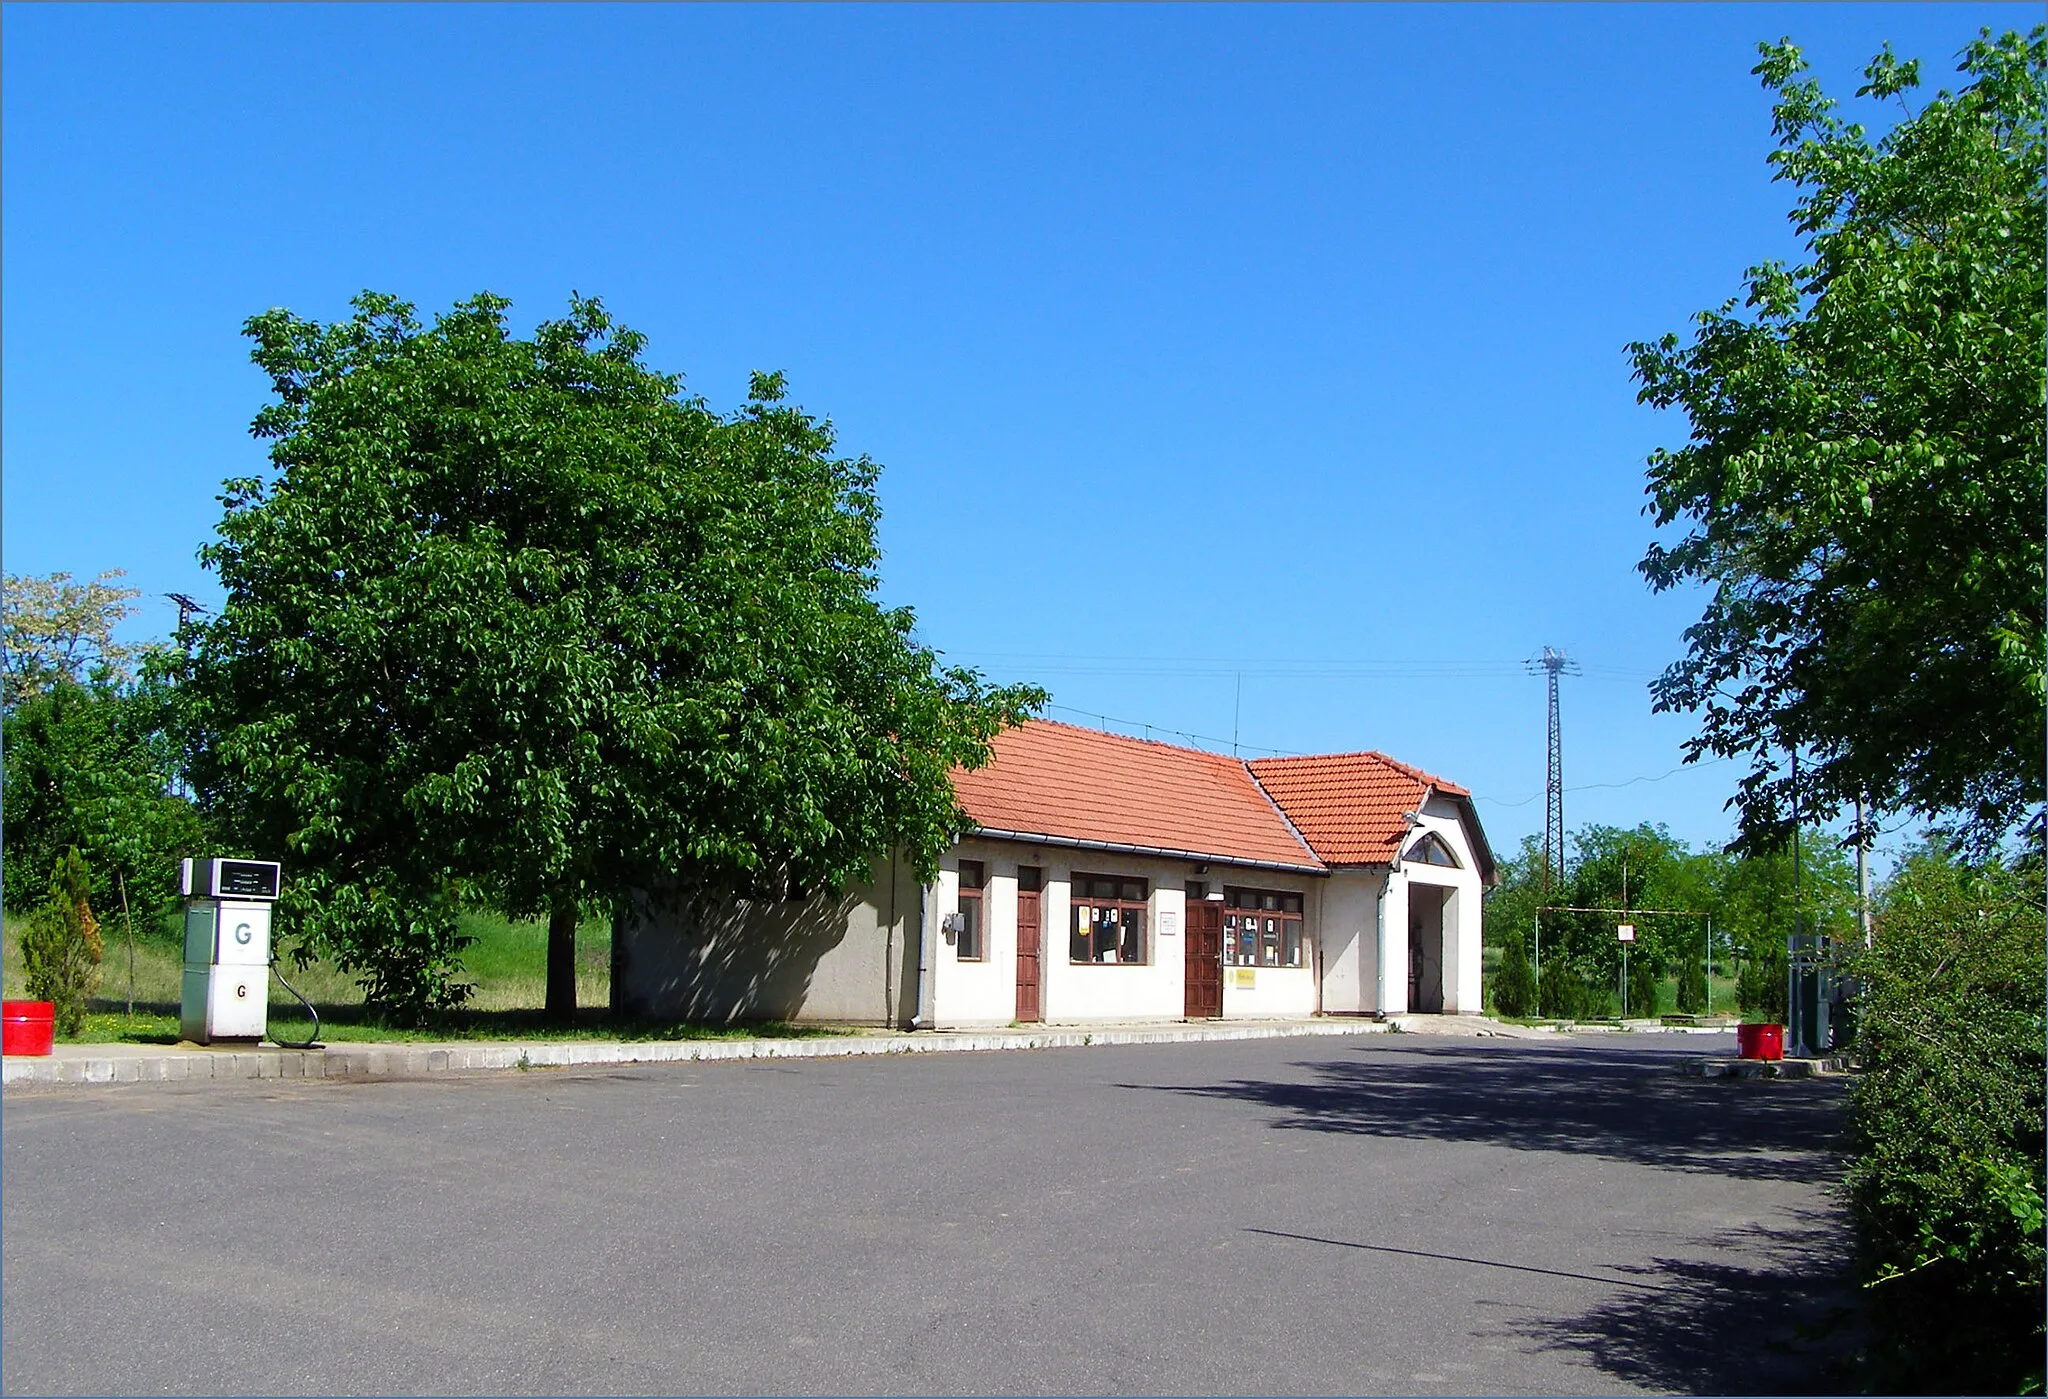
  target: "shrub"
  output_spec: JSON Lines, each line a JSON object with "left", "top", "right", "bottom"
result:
{"left": 18, "top": 847, "right": 104, "bottom": 1035}
{"left": 1491, "top": 929, "right": 1536, "bottom": 1017}
{"left": 1737, "top": 939, "right": 1788, "bottom": 1020}
{"left": 1844, "top": 852, "right": 2044, "bottom": 1393}
{"left": 1539, "top": 960, "right": 1608, "bottom": 1020}
{"left": 1626, "top": 955, "right": 1659, "bottom": 1017}
{"left": 1674, "top": 947, "right": 1709, "bottom": 1015}
{"left": 279, "top": 876, "right": 474, "bottom": 1026}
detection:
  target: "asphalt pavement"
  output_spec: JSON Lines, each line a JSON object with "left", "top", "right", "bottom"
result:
{"left": 1, "top": 1031, "right": 1856, "bottom": 1395}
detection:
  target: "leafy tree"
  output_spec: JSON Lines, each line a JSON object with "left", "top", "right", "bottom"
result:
{"left": 1844, "top": 843, "right": 2044, "bottom": 1392}
{"left": 2, "top": 570, "right": 157, "bottom": 707}
{"left": 1486, "top": 819, "right": 1858, "bottom": 1020}
{"left": 19, "top": 847, "right": 104, "bottom": 1035}
{"left": 1490, "top": 927, "right": 1536, "bottom": 1018}
{"left": 2, "top": 672, "right": 204, "bottom": 933}
{"left": 1631, "top": 30, "right": 2046, "bottom": 852}
{"left": 178, "top": 292, "right": 1044, "bottom": 1021}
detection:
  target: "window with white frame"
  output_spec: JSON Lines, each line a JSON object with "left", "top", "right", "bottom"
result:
{"left": 1223, "top": 887, "right": 1305, "bottom": 968}
{"left": 1069, "top": 873, "right": 1148, "bottom": 964}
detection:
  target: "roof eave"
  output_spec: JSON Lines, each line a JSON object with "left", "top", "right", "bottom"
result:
{"left": 962, "top": 827, "right": 1329, "bottom": 877}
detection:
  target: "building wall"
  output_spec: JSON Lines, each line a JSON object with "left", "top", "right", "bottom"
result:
{"left": 1378, "top": 871, "right": 1411, "bottom": 1015}
{"left": 612, "top": 854, "right": 922, "bottom": 1026}
{"left": 1318, "top": 868, "right": 1384, "bottom": 1014}
{"left": 613, "top": 801, "right": 1486, "bottom": 1026}
{"left": 928, "top": 842, "right": 1326, "bottom": 1026}
{"left": 1221, "top": 964, "right": 1318, "bottom": 1017}
{"left": 1403, "top": 794, "right": 1487, "bottom": 1014}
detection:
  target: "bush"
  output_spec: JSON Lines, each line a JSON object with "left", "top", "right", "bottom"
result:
{"left": 1491, "top": 929, "right": 1536, "bottom": 1017}
{"left": 1737, "top": 939, "right": 1788, "bottom": 1020}
{"left": 1674, "top": 947, "right": 1709, "bottom": 1014}
{"left": 1844, "top": 852, "right": 2044, "bottom": 1393}
{"left": 18, "top": 848, "right": 104, "bottom": 1035}
{"left": 1538, "top": 960, "right": 1613, "bottom": 1020}
{"left": 280, "top": 876, "right": 474, "bottom": 1026}
{"left": 1626, "top": 956, "right": 1659, "bottom": 1017}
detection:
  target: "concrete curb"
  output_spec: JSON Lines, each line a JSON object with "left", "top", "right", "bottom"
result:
{"left": 1685, "top": 1055, "right": 1851, "bottom": 1080}
{"left": 2, "top": 1017, "right": 1395, "bottom": 1090}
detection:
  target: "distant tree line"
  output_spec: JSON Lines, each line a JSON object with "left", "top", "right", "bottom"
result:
{"left": 1481, "top": 821, "right": 1855, "bottom": 1021}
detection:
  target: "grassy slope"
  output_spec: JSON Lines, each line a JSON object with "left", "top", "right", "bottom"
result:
{"left": 3, "top": 909, "right": 831, "bottom": 1043}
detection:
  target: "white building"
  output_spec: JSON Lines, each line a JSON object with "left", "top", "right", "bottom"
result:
{"left": 614, "top": 719, "right": 1497, "bottom": 1028}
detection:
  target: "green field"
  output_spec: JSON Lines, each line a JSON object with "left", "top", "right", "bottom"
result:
{"left": 1, "top": 909, "right": 826, "bottom": 1044}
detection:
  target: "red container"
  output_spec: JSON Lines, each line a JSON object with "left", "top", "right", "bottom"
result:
{"left": 1736, "top": 1022, "right": 1784, "bottom": 1061}
{"left": 2, "top": 1001, "right": 55, "bottom": 1057}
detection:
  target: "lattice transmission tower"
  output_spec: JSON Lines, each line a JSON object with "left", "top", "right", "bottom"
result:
{"left": 1525, "top": 646, "right": 1580, "bottom": 890}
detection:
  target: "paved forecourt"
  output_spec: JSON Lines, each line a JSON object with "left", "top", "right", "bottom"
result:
{"left": 1, "top": 1030, "right": 1854, "bottom": 1396}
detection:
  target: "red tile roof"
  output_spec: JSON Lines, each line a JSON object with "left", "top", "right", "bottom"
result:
{"left": 951, "top": 720, "right": 1325, "bottom": 871}
{"left": 1247, "top": 751, "right": 1465, "bottom": 866}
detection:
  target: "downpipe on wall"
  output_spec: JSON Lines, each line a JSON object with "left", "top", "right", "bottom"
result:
{"left": 909, "top": 880, "right": 932, "bottom": 1030}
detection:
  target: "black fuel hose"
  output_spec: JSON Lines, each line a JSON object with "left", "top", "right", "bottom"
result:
{"left": 269, "top": 958, "right": 323, "bottom": 1049}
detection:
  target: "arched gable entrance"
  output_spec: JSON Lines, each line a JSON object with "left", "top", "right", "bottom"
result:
{"left": 1407, "top": 883, "right": 1449, "bottom": 1013}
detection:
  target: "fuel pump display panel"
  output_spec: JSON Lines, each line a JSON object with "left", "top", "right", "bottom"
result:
{"left": 214, "top": 861, "right": 280, "bottom": 899}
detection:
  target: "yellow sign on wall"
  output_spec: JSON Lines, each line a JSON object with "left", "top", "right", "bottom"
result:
{"left": 1233, "top": 968, "right": 1256, "bottom": 989}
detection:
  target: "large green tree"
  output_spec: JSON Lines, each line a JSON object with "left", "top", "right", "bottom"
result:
{"left": 180, "top": 291, "right": 1043, "bottom": 1020}
{"left": 3, "top": 570, "right": 206, "bottom": 934}
{"left": 2, "top": 673, "right": 205, "bottom": 934}
{"left": 1631, "top": 30, "right": 2045, "bottom": 852}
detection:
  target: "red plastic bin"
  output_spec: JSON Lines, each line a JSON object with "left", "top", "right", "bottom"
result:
{"left": 1736, "top": 1022, "right": 1784, "bottom": 1061}
{"left": 2, "top": 1001, "right": 55, "bottom": 1056}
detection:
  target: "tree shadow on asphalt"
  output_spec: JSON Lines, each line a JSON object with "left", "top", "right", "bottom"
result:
{"left": 1504, "top": 1213, "right": 1866, "bottom": 1395}
{"left": 1124, "top": 1041, "right": 1848, "bottom": 1183}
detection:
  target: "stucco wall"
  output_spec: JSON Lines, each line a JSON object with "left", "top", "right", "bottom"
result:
{"left": 613, "top": 855, "right": 922, "bottom": 1026}
{"left": 1317, "top": 869, "right": 1380, "bottom": 1014}
{"left": 1221, "top": 965, "right": 1318, "bottom": 1017}
{"left": 929, "top": 840, "right": 1031, "bottom": 1027}
{"left": 1404, "top": 794, "right": 1487, "bottom": 1013}
{"left": 928, "top": 844, "right": 1327, "bottom": 1026}
{"left": 612, "top": 803, "right": 1485, "bottom": 1027}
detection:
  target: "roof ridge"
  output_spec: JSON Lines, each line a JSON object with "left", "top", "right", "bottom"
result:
{"left": 1240, "top": 759, "right": 1325, "bottom": 867}
{"left": 1248, "top": 746, "right": 1467, "bottom": 794}
{"left": 1023, "top": 716, "right": 1251, "bottom": 765}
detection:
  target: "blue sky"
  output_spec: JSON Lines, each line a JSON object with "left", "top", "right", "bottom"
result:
{"left": 4, "top": 3, "right": 2032, "bottom": 864}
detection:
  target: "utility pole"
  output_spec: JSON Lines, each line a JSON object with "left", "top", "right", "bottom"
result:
{"left": 166, "top": 592, "right": 207, "bottom": 647}
{"left": 1855, "top": 794, "right": 1872, "bottom": 947}
{"left": 164, "top": 594, "right": 208, "bottom": 801}
{"left": 1525, "top": 647, "right": 1580, "bottom": 892}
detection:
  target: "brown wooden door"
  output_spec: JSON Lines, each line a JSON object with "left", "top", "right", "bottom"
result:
{"left": 1185, "top": 900, "right": 1223, "bottom": 1018}
{"left": 1015, "top": 887, "right": 1043, "bottom": 1023}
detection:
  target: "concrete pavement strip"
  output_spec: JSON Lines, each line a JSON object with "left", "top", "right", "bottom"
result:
{"left": 4, "top": 1017, "right": 1388, "bottom": 1088}
{"left": 1, "top": 1013, "right": 1743, "bottom": 1090}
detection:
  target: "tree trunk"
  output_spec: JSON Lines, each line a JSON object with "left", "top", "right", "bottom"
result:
{"left": 545, "top": 902, "right": 578, "bottom": 1023}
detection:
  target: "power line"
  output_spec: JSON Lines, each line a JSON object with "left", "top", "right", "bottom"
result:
{"left": 952, "top": 653, "right": 1658, "bottom": 682}
{"left": 1042, "top": 703, "right": 1294, "bottom": 757}
{"left": 1473, "top": 756, "right": 1736, "bottom": 808}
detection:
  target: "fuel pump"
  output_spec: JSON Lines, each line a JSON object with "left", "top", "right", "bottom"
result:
{"left": 179, "top": 858, "right": 283, "bottom": 1044}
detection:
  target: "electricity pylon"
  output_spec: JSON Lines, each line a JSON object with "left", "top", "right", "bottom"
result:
{"left": 1525, "top": 646, "right": 1580, "bottom": 891}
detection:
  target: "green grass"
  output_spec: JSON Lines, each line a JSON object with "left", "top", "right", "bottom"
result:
{"left": 4, "top": 909, "right": 844, "bottom": 1045}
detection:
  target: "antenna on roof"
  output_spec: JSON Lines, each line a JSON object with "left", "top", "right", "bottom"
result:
{"left": 1232, "top": 672, "right": 1242, "bottom": 757}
